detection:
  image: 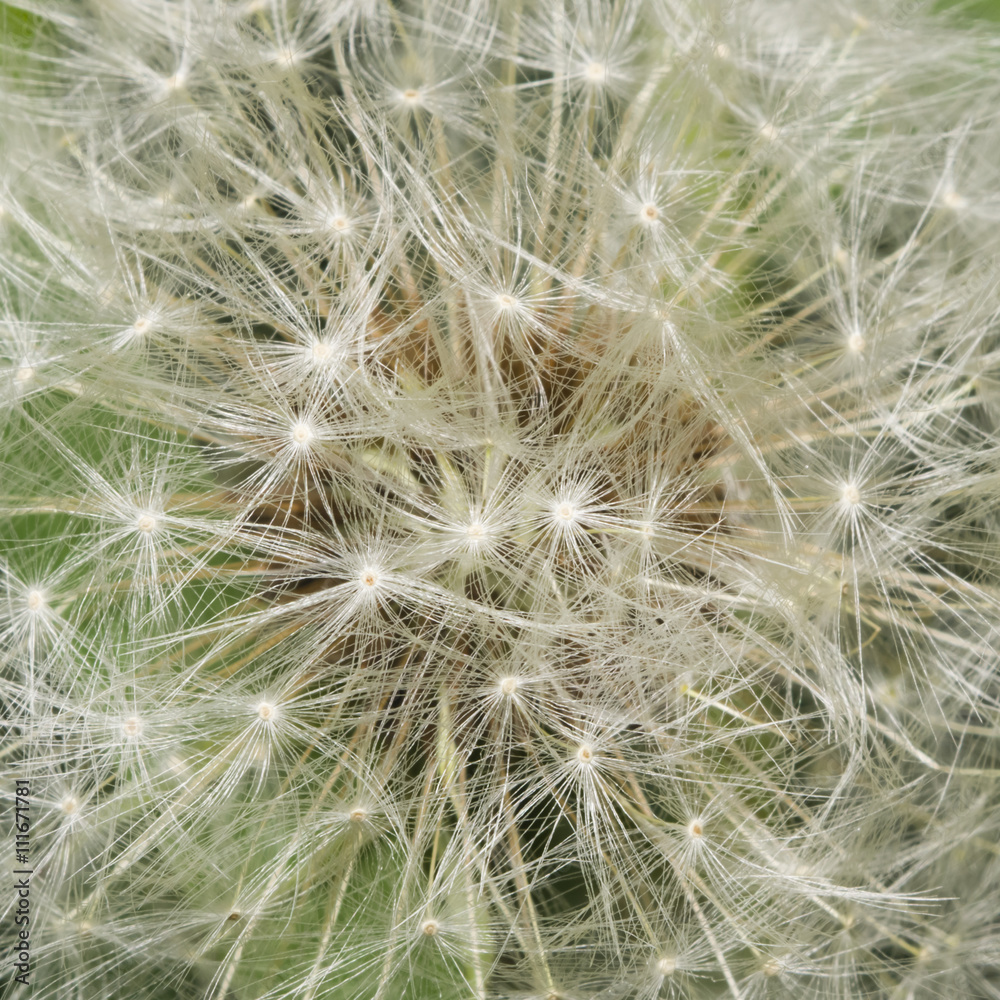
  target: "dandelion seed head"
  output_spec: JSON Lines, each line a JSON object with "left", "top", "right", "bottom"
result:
{"left": 132, "top": 315, "right": 153, "bottom": 337}
{"left": 499, "top": 676, "right": 520, "bottom": 697}
{"left": 309, "top": 340, "right": 336, "bottom": 365}
{"left": 656, "top": 955, "right": 676, "bottom": 976}
{"left": 761, "top": 956, "right": 784, "bottom": 976}
{"left": 759, "top": 121, "right": 780, "bottom": 142}
{"left": 639, "top": 201, "right": 661, "bottom": 224}
{"left": 554, "top": 501, "right": 577, "bottom": 523}
{"left": 942, "top": 187, "right": 967, "bottom": 211}
{"left": 328, "top": 213, "right": 353, "bottom": 235}
{"left": 846, "top": 329, "right": 865, "bottom": 354}
{"left": 121, "top": 716, "right": 143, "bottom": 739}
{"left": 159, "top": 72, "right": 187, "bottom": 97}
{"left": 290, "top": 419, "right": 315, "bottom": 448}
{"left": 585, "top": 61, "right": 608, "bottom": 84}
{"left": 4, "top": 2, "right": 998, "bottom": 993}
{"left": 840, "top": 482, "right": 862, "bottom": 508}
{"left": 135, "top": 513, "right": 158, "bottom": 534}
{"left": 273, "top": 47, "right": 299, "bottom": 69}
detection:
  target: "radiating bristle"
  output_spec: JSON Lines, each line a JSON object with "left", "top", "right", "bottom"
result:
{"left": 2, "top": 2, "right": 1000, "bottom": 999}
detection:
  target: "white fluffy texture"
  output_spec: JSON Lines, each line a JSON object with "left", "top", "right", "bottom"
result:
{"left": 2, "top": 1, "right": 1000, "bottom": 998}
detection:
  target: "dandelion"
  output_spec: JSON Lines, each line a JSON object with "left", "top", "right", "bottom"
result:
{"left": 2, "top": 1, "right": 1000, "bottom": 999}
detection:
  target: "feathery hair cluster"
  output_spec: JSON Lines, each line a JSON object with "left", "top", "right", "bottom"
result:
{"left": 2, "top": 1, "right": 1000, "bottom": 998}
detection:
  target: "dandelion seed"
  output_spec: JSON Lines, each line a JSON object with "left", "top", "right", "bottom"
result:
{"left": 759, "top": 121, "right": 780, "bottom": 142}
{"left": 656, "top": 955, "right": 676, "bottom": 976}
{"left": 135, "top": 513, "right": 158, "bottom": 534}
{"left": 585, "top": 61, "right": 608, "bottom": 84}
{"left": 255, "top": 701, "right": 276, "bottom": 721}
{"left": 349, "top": 807, "right": 368, "bottom": 824}
{"left": 686, "top": 818, "right": 704, "bottom": 840}
{"left": 159, "top": 72, "right": 187, "bottom": 97}
{"left": 26, "top": 589, "right": 46, "bottom": 612}
{"left": 290, "top": 419, "right": 315, "bottom": 448}
{"left": 639, "top": 202, "right": 661, "bottom": 225}
{"left": 555, "top": 501, "right": 576, "bottom": 523}
{"left": 761, "top": 956, "right": 784, "bottom": 977}
{"left": 576, "top": 743, "right": 595, "bottom": 765}
{"left": 942, "top": 187, "right": 967, "bottom": 210}
{"left": 328, "top": 213, "right": 352, "bottom": 235}
{"left": 846, "top": 329, "right": 865, "bottom": 354}
{"left": 499, "top": 676, "right": 520, "bottom": 697}
{"left": 13, "top": 365, "right": 35, "bottom": 383}
{"left": 121, "top": 716, "right": 143, "bottom": 739}
{"left": 309, "top": 340, "right": 336, "bottom": 365}
{"left": 840, "top": 482, "right": 862, "bottom": 508}
{"left": 421, "top": 918, "right": 439, "bottom": 937}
